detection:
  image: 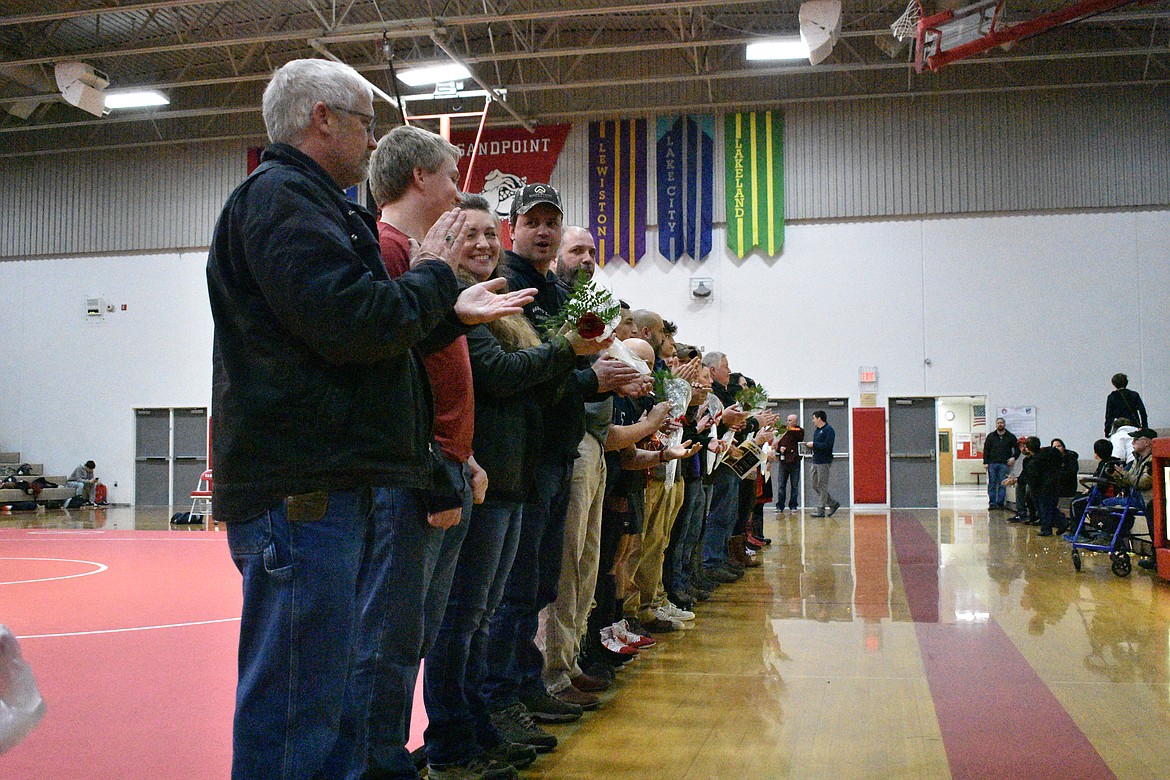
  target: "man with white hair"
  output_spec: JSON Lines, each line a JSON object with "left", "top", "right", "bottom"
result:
{"left": 207, "top": 58, "right": 533, "bottom": 779}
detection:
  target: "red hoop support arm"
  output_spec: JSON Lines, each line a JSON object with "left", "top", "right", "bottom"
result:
{"left": 917, "top": 0, "right": 1146, "bottom": 72}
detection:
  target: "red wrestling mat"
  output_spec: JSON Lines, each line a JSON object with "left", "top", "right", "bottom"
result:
{"left": 0, "top": 529, "right": 429, "bottom": 779}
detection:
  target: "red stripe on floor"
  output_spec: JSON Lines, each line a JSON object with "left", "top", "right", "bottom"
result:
{"left": 890, "top": 514, "right": 1116, "bottom": 780}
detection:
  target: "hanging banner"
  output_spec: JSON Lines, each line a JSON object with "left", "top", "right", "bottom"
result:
{"left": 589, "top": 119, "right": 648, "bottom": 266}
{"left": 656, "top": 115, "right": 714, "bottom": 262}
{"left": 450, "top": 124, "right": 572, "bottom": 229}
{"left": 724, "top": 110, "right": 784, "bottom": 258}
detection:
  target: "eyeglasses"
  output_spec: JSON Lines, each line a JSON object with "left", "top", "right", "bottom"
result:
{"left": 329, "top": 105, "right": 377, "bottom": 137}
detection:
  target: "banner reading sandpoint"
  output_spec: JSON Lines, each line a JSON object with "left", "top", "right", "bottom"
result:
{"left": 589, "top": 119, "right": 647, "bottom": 266}
{"left": 657, "top": 115, "right": 714, "bottom": 263}
{"left": 724, "top": 110, "right": 784, "bottom": 258}
{"left": 450, "top": 124, "right": 572, "bottom": 228}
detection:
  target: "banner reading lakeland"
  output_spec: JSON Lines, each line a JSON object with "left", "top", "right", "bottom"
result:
{"left": 724, "top": 110, "right": 784, "bottom": 258}
{"left": 656, "top": 115, "right": 714, "bottom": 262}
{"left": 589, "top": 119, "right": 647, "bottom": 266}
{"left": 450, "top": 124, "right": 571, "bottom": 230}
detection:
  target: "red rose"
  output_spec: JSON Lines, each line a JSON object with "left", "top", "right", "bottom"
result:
{"left": 576, "top": 312, "right": 605, "bottom": 340}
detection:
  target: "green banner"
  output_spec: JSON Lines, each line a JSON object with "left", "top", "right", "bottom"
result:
{"left": 724, "top": 111, "right": 784, "bottom": 257}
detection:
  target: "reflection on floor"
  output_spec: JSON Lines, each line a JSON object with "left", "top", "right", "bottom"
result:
{"left": 3, "top": 487, "right": 1168, "bottom": 779}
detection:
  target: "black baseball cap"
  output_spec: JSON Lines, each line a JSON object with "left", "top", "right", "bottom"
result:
{"left": 510, "top": 183, "right": 562, "bottom": 222}
{"left": 1129, "top": 427, "right": 1157, "bottom": 440}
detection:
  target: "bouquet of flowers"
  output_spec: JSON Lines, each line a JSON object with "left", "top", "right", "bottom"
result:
{"left": 543, "top": 271, "right": 621, "bottom": 342}
{"left": 656, "top": 371, "right": 693, "bottom": 486}
{"left": 735, "top": 383, "right": 769, "bottom": 412}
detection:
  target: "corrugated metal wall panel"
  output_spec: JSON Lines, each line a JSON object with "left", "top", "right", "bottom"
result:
{"left": 3, "top": 88, "right": 1167, "bottom": 260}
{"left": 1, "top": 142, "right": 247, "bottom": 259}
{"left": 784, "top": 88, "right": 1170, "bottom": 220}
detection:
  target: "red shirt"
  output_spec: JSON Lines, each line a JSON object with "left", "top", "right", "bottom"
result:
{"left": 377, "top": 221, "right": 474, "bottom": 462}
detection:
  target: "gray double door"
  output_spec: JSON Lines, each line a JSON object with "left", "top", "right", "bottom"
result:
{"left": 135, "top": 407, "right": 208, "bottom": 506}
{"left": 770, "top": 398, "right": 850, "bottom": 508}
{"left": 889, "top": 397, "right": 938, "bottom": 508}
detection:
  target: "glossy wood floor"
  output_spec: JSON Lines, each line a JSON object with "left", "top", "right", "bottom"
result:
{"left": 3, "top": 487, "right": 1169, "bottom": 779}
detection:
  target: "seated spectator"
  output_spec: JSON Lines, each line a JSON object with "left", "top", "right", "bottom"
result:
{"left": 1050, "top": 438, "right": 1080, "bottom": 498}
{"left": 1105, "top": 428, "right": 1155, "bottom": 508}
{"left": 1066, "top": 439, "right": 1121, "bottom": 539}
{"left": 67, "top": 460, "right": 98, "bottom": 505}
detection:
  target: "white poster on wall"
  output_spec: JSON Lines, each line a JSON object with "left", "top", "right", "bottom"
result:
{"left": 997, "top": 406, "right": 1037, "bottom": 436}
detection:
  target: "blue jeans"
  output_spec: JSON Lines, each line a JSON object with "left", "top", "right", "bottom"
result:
{"left": 670, "top": 479, "right": 708, "bottom": 595}
{"left": 424, "top": 499, "right": 524, "bottom": 767}
{"left": 482, "top": 455, "right": 573, "bottom": 708}
{"left": 773, "top": 460, "right": 801, "bottom": 509}
{"left": 336, "top": 459, "right": 473, "bottom": 780}
{"left": 702, "top": 468, "right": 741, "bottom": 569}
{"left": 987, "top": 463, "right": 1009, "bottom": 505}
{"left": 227, "top": 487, "right": 373, "bottom": 780}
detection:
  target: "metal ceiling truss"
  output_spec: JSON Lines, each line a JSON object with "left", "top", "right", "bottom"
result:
{"left": 0, "top": 0, "right": 1166, "bottom": 155}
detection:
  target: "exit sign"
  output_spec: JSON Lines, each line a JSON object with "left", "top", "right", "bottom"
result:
{"left": 859, "top": 366, "right": 877, "bottom": 384}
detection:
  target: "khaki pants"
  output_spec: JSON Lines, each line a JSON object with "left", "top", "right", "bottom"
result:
{"left": 539, "top": 434, "right": 606, "bottom": 693}
{"left": 626, "top": 476, "right": 685, "bottom": 622}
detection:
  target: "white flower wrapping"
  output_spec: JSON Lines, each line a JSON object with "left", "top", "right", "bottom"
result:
{"left": 662, "top": 377, "right": 693, "bottom": 487}
{"left": 0, "top": 626, "right": 46, "bottom": 754}
{"left": 604, "top": 337, "right": 651, "bottom": 374}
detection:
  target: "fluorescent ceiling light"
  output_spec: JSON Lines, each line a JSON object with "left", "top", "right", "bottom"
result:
{"left": 396, "top": 63, "right": 471, "bottom": 86}
{"left": 746, "top": 38, "right": 810, "bottom": 61}
{"left": 104, "top": 90, "right": 169, "bottom": 109}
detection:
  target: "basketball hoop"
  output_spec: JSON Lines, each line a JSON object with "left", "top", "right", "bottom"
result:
{"left": 891, "top": 0, "right": 923, "bottom": 41}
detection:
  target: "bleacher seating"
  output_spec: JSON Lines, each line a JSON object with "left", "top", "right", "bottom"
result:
{"left": 0, "top": 452, "right": 81, "bottom": 510}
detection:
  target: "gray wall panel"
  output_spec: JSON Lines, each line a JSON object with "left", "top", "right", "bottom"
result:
{"left": 2, "top": 87, "right": 1167, "bottom": 260}
{"left": 784, "top": 88, "right": 1170, "bottom": 220}
{"left": 1, "top": 141, "right": 247, "bottom": 259}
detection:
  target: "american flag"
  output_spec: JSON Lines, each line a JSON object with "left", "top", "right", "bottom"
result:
{"left": 972, "top": 403, "right": 986, "bottom": 427}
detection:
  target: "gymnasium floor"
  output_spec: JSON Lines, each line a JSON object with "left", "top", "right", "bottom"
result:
{"left": 2, "top": 486, "right": 1167, "bottom": 779}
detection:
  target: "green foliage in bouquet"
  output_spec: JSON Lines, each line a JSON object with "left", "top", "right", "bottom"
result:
{"left": 542, "top": 270, "right": 621, "bottom": 339}
{"left": 652, "top": 368, "right": 675, "bottom": 400}
{"left": 735, "top": 383, "right": 769, "bottom": 412}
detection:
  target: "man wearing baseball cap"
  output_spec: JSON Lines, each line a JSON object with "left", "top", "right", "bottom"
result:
{"left": 1109, "top": 427, "right": 1156, "bottom": 508}
{"left": 483, "top": 184, "right": 642, "bottom": 728}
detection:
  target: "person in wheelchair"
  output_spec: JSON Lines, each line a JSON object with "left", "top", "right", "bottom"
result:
{"left": 1068, "top": 439, "right": 1122, "bottom": 537}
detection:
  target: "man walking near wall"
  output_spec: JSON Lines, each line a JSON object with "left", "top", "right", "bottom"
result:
{"left": 983, "top": 417, "right": 1019, "bottom": 510}
{"left": 771, "top": 415, "right": 803, "bottom": 512}
{"left": 807, "top": 411, "right": 839, "bottom": 517}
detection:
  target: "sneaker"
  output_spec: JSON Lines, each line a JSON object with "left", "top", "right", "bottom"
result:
{"left": 428, "top": 755, "right": 517, "bottom": 780}
{"left": 519, "top": 690, "right": 582, "bottom": 723}
{"left": 486, "top": 741, "right": 537, "bottom": 770}
{"left": 552, "top": 684, "right": 600, "bottom": 710}
{"left": 599, "top": 626, "right": 640, "bottom": 655}
{"left": 660, "top": 602, "right": 695, "bottom": 622}
{"left": 622, "top": 617, "right": 654, "bottom": 640}
{"left": 489, "top": 704, "right": 557, "bottom": 752}
{"left": 612, "top": 620, "right": 656, "bottom": 648}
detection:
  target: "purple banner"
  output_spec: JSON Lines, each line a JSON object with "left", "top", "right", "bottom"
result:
{"left": 589, "top": 119, "right": 647, "bottom": 266}
{"left": 656, "top": 115, "right": 714, "bottom": 262}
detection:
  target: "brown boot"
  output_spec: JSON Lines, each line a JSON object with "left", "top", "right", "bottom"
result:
{"left": 729, "top": 535, "right": 761, "bottom": 568}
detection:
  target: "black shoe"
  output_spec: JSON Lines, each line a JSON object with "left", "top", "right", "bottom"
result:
{"left": 827, "top": 501, "right": 841, "bottom": 517}
{"left": 518, "top": 690, "right": 582, "bottom": 723}
{"left": 1025, "top": 518, "right": 1041, "bottom": 526}
{"left": 428, "top": 756, "right": 517, "bottom": 780}
{"left": 489, "top": 704, "right": 557, "bottom": 752}
{"left": 690, "top": 586, "right": 711, "bottom": 601}
{"left": 691, "top": 572, "right": 720, "bottom": 591}
{"left": 1006, "top": 515, "right": 1023, "bottom": 523}
{"left": 702, "top": 566, "right": 737, "bottom": 583}
{"left": 809, "top": 511, "right": 826, "bottom": 517}
{"left": 624, "top": 617, "right": 651, "bottom": 637}
{"left": 641, "top": 616, "right": 678, "bottom": 633}
{"left": 486, "top": 741, "right": 538, "bottom": 770}
{"left": 582, "top": 661, "right": 616, "bottom": 684}
{"left": 1037, "top": 530, "right": 1053, "bottom": 537}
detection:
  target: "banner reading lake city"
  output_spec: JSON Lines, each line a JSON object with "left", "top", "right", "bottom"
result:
{"left": 656, "top": 115, "right": 714, "bottom": 262}
{"left": 724, "top": 111, "right": 784, "bottom": 257}
{"left": 449, "top": 124, "right": 571, "bottom": 228}
{"left": 589, "top": 119, "right": 647, "bottom": 266}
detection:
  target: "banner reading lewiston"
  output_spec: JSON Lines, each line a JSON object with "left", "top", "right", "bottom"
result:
{"left": 589, "top": 120, "right": 647, "bottom": 266}
{"left": 724, "top": 110, "right": 784, "bottom": 257}
{"left": 656, "top": 116, "right": 714, "bottom": 262}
